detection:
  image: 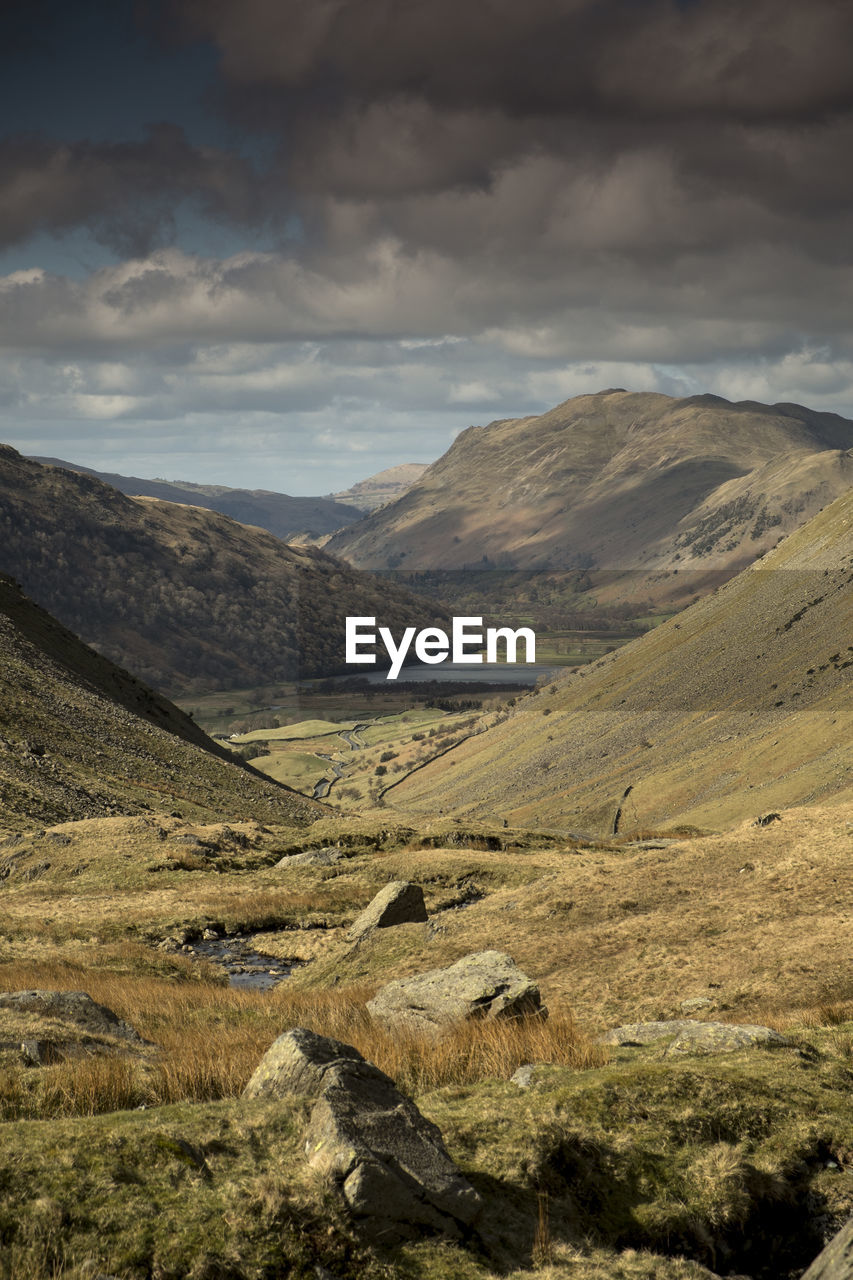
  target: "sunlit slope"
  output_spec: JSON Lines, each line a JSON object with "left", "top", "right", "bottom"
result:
{"left": 390, "top": 489, "right": 853, "bottom": 832}
{"left": 327, "top": 391, "right": 853, "bottom": 598}
{"left": 0, "top": 575, "right": 322, "bottom": 829}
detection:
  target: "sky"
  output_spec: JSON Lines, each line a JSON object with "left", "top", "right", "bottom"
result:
{"left": 3, "top": 0, "right": 853, "bottom": 493}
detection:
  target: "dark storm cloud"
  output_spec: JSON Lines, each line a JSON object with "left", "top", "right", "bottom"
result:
{"left": 5, "top": 0, "right": 853, "bottom": 487}
{"left": 170, "top": 0, "right": 853, "bottom": 121}
{"left": 0, "top": 125, "right": 260, "bottom": 255}
{"left": 157, "top": 0, "right": 853, "bottom": 281}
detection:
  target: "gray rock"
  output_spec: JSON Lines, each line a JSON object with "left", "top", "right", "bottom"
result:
{"left": 243, "top": 1027, "right": 480, "bottom": 1237}
{"left": 600, "top": 1019, "right": 789, "bottom": 1055}
{"left": 680, "top": 997, "right": 714, "bottom": 1013}
{"left": 0, "top": 990, "right": 145, "bottom": 1043}
{"left": 347, "top": 881, "right": 428, "bottom": 941}
{"left": 510, "top": 1064, "right": 536, "bottom": 1089}
{"left": 600, "top": 1020, "right": 700, "bottom": 1046}
{"left": 665, "top": 1022, "right": 789, "bottom": 1056}
{"left": 275, "top": 845, "right": 347, "bottom": 869}
{"left": 20, "top": 1038, "right": 64, "bottom": 1066}
{"left": 801, "top": 1218, "right": 853, "bottom": 1279}
{"left": 366, "top": 950, "right": 545, "bottom": 1036}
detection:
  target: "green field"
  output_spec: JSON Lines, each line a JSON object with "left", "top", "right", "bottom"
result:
{"left": 226, "top": 706, "right": 480, "bottom": 802}
{"left": 231, "top": 719, "right": 357, "bottom": 744}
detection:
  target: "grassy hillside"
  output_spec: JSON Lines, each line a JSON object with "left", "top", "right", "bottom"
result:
{"left": 1, "top": 804, "right": 852, "bottom": 1279}
{"left": 327, "top": 390, "right": 853, "bottom": 609}
{"left": 0, "top": 573, "right": 322, "bottom": 830}
{"left": 29, "top": 456, "right": 362, "bottom": 540}
{"left": 389, "top": 486, "right": 853, "bottom": 832}
{"left": 0, "top": 446, "right": 448, "bottom": 694}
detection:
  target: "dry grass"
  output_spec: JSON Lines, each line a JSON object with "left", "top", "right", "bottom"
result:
{"left": 0, "top": 959, "right": 603, "bottom": 1119}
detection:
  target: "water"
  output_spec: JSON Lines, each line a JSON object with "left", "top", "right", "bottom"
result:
{"left": 191, "top": 933, "right": 301, "bottom": 990}
{"left": 332, "top": 661, "right": 561, "bottom": 686}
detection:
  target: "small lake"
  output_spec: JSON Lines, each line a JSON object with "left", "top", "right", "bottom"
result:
{"left": 332, "top": 661, "right": 562, "bottom": 686}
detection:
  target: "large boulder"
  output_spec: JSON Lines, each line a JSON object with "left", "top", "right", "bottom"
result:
{"left": 0, "top": 990, "right": 151, "bottom": 1064}
{"left": 366, "top": 950, "right": 545, "bottom": 1036}
{"left": 801, "top": 1218, "right": 853, "bottom": 1279}
{"left": 601, "top": 1019, "right": 788, "bottom": 1055}
{"left": 347, "top": 881, "right": 428, "bottom": 941}
{"left": 0, "top": 990, "right": 145, "bottom": 1043}
{"left": 243, "top": 1027, "right": 481, "bottom": 1238}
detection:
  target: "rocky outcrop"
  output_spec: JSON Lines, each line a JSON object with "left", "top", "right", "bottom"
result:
{"left": 366, "top": 951, "right": 545, "bottom": 1036}
{"left": 275, "top": 846, "right": 348, "bottom": 869}
{"left": 0, "top": 990, "right": 145, "bottom": 1043}
{"left": 601, "top": 1019, "right": 788, "bottom": 1055}
{"left": 243, "top": 1028, "right": 481, "bottom": 1238}
{"left": 347, "top": 881, "right": 428, "bottom": 941}
{"left": 0, "top": 989, "right": 152, "bottom": 1064}
{"left": 801, "top": 1217, "right": 853, "bottom": 1279}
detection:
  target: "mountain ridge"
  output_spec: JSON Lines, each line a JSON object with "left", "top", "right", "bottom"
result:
{"left": 1, "top": 447, "right": 448, "bottom": 694}
{"left": 325, "top": 391, "right": 853, "bottom": 606}
{"left": 27, "top": 457, "right": 362, "bottom": 541}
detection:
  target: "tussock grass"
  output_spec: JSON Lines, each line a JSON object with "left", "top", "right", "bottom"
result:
{"left": 0, "top": 960, "right": 601, "bottom": 1120}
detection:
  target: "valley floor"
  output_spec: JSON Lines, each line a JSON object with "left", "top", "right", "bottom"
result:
{"left": 1, "top": 800, "right": 852, "bottom": 1278}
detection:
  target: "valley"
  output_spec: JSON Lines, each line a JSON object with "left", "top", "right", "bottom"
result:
{"left": 1, "top": 390, "right": 852, "bottom": 1280}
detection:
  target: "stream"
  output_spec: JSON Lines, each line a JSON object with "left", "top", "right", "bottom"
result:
{"left": 190, "top": 933, "right": 303, "bottom": 990}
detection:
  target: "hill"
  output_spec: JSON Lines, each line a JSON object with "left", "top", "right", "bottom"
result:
{"left": 0, "top": 574, "right": 322, "bottom": 829}
{"left": 28, "top": 457, "right": 361, "bottom": 541}
{"left": 388, "top": 485, "right": 853, "bottom": 832}
{"left": 330, "top": 462, "right": 429, "bottom": 511}
{"left": 0, "top": 447, "right": 448, "bottom": 694}
{"left": 326, "top": 391, "right": 853, "bottom": 606}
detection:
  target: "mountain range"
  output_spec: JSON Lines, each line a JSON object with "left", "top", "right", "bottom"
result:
{"left": 28, "top": 457, "right": 363, "bottom": 541}
{"left": 1, "top": 447, "right": 447, "bottom": 695}
{"left": 326, "top": 390, "right": 853, "bottom": 607}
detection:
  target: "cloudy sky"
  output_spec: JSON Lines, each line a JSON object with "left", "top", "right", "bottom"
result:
{"left": 2, "top": 0, "right": 853, "bottom": 492}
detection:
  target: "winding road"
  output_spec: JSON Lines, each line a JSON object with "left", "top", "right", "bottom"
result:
{"left": 310, "top": 723, "right": 369, "bottom": 799}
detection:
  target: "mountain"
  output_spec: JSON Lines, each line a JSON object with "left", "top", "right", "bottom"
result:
{"left": 28, "top": 458, "right": 361, "bottom": 541}
{"left": 0, "top": 574, "right": 321, "bottom": 829}
{"left": 389, "top": 485, "right": 853, "bottom": 832}
{"left": 330, "top": 463, "right": 429, "bottom": 512}
{"left": 1, "top": 447, "right": 448, "bottom": 694}
{"left": 325, "top": 391, "right": 853, "bottom": 604}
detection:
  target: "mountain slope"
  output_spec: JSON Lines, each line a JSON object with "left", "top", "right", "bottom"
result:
{"left": 326, "top": 391, "right": 853, "bottom": 598}
{"left": 29, "top": 458, "right": 361, "bottom": 540}
{"left": 389, "top": 487, "right": 853, "bottom": 832}
{"left": 0, "top": 447, "right": 447, "bottom": 694}
{"left": 0, "top": 574, "right": 322, "bottom": 829}
{"left": 330, "top": 463, "right": 429, "bottom": 512}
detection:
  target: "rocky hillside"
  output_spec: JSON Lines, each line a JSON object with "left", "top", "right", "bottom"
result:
{"left": 0, "top": 447, "right": 448, "bottom": 694}
{"left": 0, "top": 574, "right": 322, "bottom": 829}
{"left": 326, "top": 390, "right": 853, "bottom": 605}
{"left": 29, "top": 457, "right": 361, "bottom": 541}
{"left": 389, "top": 485, "right": 853, "bottom": 832}
{"left": 330, "top": 462, "right": 428, "bottom": 512}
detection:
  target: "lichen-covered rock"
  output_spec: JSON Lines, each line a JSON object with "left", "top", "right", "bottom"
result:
{"left": 664, "top": 1022, "right": 789, "bottom": 1056}
{"left": 601, "top": 1019, "right": 788, "bottom": 1055}
{"left": 346, "top": 881, "right": 427, "bottom": 940}
{"left": 366, "top": 950, "right": 545, "bottom": 1036}
{"left": 243, "top": 1027, "right": 480, "bottom": 1238}
{"left": 0, "top": 990, "right": 145, "bottom": 1043}
{"left": 601, "top": 1020, "right": 698, "bottom": 1046}
{"left": 801, "top": 1217, "right": 853, "bottom": 1279}
{"left": 275, "top": 846, "right": 347, "bottom": 869}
